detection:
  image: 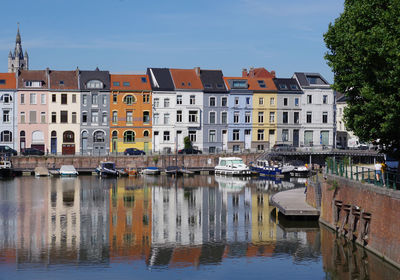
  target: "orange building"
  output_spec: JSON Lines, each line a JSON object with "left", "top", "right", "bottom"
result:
{"left": 110, "top": 74, "right": 152, "bottom": 153}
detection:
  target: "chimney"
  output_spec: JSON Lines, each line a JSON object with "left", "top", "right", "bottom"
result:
{"left": 271, "top": 70, "right": 276, "bottom": 78}
{"left": 242, "top": 68, "right": 248, "bottom": 77}
{"left": 194, "top": 67, "right": 200, "bottom": 76}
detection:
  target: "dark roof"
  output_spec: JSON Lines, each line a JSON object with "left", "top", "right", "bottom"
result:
{"left": 293, "top": 72, "right": 329, "bottom": 87}
{"left": 17, "top": 70, "right": 48, "bottom": 89}
{"left": 147, "top": 68, "right": 174, "bottom": 91}
{"left": 79, "top": 69, "right": 110, "bottom": 90}
{"left": 49, "top": 70, "right": 79, "bottom": 90}
{"left": 336, "top": 92, "right": 347, "bottom": 102}
{"left": 199, "top": 69, "right": 227, "bottom": 93}
{"left": 273, "top": 78, "right": 302, "bottom": 94}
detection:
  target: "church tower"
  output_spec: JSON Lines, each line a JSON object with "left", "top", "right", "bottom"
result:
{"left": 8, "top": 25, "right": 29, "bottom": 73}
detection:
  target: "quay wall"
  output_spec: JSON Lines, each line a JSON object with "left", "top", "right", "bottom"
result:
{"left": 308, "top": 174, "right": 400, "bottom": 268}
{"left": 10, "top": 153, "right": 260, "bottom": 170}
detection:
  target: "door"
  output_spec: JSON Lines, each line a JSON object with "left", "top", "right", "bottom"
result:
{"left": 62, "top": 144, "right": 75, "bottom": 155}
{"left": 269, "top": 129, "right": 276, "bottom": 149}
{"left": 153, "top": 131, "right": 159, "bottom": 152}
{"left": 177, "top": 131, "right": 184, "bottom": 150}
{"left": 51, "top": 137, "right": 57, "bottom": 154}
{"left": 293, "top": 129, "right": 299, "bottom": 147}
{"left": 244, "top": 129, "right": 251, "bottom": 150}
{"left": 144, "top": 142, "right": 149, "bottom": 154}
{"left": 222, "top": 130, "right": 228, "bottom": 151}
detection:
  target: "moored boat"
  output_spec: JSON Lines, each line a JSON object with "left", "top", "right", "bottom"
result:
{"left": 214, "top": 157, "right": 251, "bottom": 176}
{"left": 59, "top": 165, "right": 78, "bottom": 176}
{"left": 95, "top": 161, "right": 119, "bottom": 177}
{"left": 0, "top": 160, "right": 12, "bottom": 178}
{"left": 250, "top": 160, "right": 282, "bottom": 176}
{"left": 141, "top": 167, "right": 160, "bottom": 175}
{"left": 125, "top": 164, "right": 139, "bottom": 176}
{"left": 34, "top": 166, "right": 49, "bottom": 177}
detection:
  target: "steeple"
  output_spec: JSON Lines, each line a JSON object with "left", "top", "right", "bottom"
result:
{"left": 8, "top": 23, "right": 29, "bottom": 73}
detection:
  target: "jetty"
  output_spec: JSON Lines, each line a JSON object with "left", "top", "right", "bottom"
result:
{"left": 271, "top": 187, "right": 320, "bottom": 216}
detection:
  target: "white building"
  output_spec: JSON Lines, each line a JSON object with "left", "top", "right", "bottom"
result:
{"left": 0, "top": 73, "right": 17, "bottom": 150}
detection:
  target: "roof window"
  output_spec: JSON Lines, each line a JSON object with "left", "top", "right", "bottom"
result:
{"left": 87, "top": 80, "right": 103, "bottom": 89}
{"left": 141, "top": 77, "right": 147, "bottom": 83}
{"left": 204, "top": 84, "right": 212, "bottom": 89}
{"left": 25, "top": 81, "right": 42, "bottom": 87}
{"left": 216, "top": 84, "right": 224, "bottom": 89}
{"left": 123, "top": 82, "right": 130, "bottom": 87}
{"left": 113, "top": 82, "right": 120, "bottom": 87}
{"left": 0, "top": 80, "right": 5, "bottom": 85}
{"left": 59, "top": 80, "right": 64, "bottom": 85}
{"left": 279, "top": 84, "right": 288, "bottom": 90}
{"left": 232, "top": 80, "right": 247, "bottom": 89}
{"left": 290, "top": 84, "right": 299, "bottom": 90}
{"left": 257, "top": 80, "right": 266, "bottom": 88}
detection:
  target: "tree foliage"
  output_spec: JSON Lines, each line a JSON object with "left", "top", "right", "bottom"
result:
{"left": 184, "top": 136, "right": 192, "bottom": 149}
{"left": 324, "top": 0, "right": 400, "bottom": 156}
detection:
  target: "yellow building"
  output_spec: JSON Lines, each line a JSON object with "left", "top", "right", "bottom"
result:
{"left": 251, "top": 189, "right": 277, "bottom": 243}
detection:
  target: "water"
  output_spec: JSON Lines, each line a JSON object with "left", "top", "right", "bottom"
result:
{"left": 0, "top": 175, "right": 398, "bottom": 280}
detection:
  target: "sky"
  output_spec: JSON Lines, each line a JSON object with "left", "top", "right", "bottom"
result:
{"left": 0, "top": 0, "right": 344, "bottom": 82}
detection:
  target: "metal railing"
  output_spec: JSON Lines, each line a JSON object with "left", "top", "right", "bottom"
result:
{"left": 325, "top": 158, "right": 400, "bottom": 190}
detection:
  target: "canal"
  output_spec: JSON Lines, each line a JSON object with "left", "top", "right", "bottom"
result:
{"left": 0, "top": 175, "right": 398, "bottom": 279}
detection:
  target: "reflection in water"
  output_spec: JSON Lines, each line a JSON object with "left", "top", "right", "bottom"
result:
{"left": 0, "top": 175, "right": 398, "bottom": 278}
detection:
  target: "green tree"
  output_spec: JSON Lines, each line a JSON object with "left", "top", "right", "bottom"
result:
{"left": 184, "top": 136, "right": 192, "bottom": 149}
{"left": 324, "top": 0, "right": 400, "bottom": 157}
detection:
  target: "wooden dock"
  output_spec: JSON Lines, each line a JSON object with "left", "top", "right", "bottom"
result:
{"left": 271, "top": 188, "right": 320, "bottom": 216}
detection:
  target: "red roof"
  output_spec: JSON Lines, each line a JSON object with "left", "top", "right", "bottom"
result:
{"left": 169, "top": 69, "right": 203, "bottom": 90}
{"left": 0, "top": 73, "right": 16, "bottom": 89}
{"left": 110, "top": 74, "right": 151, "bottom": 91}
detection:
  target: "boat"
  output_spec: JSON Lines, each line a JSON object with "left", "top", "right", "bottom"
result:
{"left": 288, "top": 161, "right": 310, "bottom": 177}
{"left": 0, "top": 160, "right": 12, "bottom": 178}
{"left": 165, "top": 166, "right": 181, "bottom": 176}
{"left": 34, "top": 166, "right": 49, "bottom": 177}
{"left": 59, "top": 165, "right": 78, "bottom": 176}
{"left": 280, "top": 163, "right": 295, "bottom": 174}
{"left": 214, "top": 157, "right": 251, "bottom": 176}
{"left": 125, "top": 164, "right": 139, "bottom": 176}
{"left": 141, "top": 167, "right": 160, "bottom": 175}
{"left": 95, "top": 161, "right": 119, "bottom": 177}
{"left": 250, "top": 160, "right": 282, "bottom": 176}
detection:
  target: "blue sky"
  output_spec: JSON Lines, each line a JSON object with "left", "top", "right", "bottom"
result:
{"left": 0, "top": 0, "right": 343, "bottom": 82}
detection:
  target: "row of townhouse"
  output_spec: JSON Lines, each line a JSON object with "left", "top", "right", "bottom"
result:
{"left": 0, "top": 67, "right": 335, "bottom": 155}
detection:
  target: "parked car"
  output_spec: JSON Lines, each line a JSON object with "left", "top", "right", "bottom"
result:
{"left": 272, "top": 144, "right": 296, "bottom": 152}
{"left": 178, "top": 148, "right": 202, "bottom": 154}
{"left": 0, "top": 145, "right": 17, "bottom": 156}
{"left": 124, "top": 148, "right": 146, "bottom": 155}
{"left": 22, "top": 148, "right": 45, "bottom": 156}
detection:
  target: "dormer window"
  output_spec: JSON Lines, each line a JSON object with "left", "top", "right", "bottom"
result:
{"left": 188, "top": 82, "right": 191, "bottom": 86}
{"left": 0, "top": 80, "right": 5, "bottom": 85}
{"left": 204, "top": 84, "right": 212, "bottom": 89}
{"left": 86, "top": 80, "right": 103, "bottom": 89}
{"left": 232, "top": 80, "right": 247, "bottom": 89}
{"left": 113, "top": 82, "right": 120, "bottom": 86}
{"left": 290, "top": 84, "right": 299, "bottom": 90}
{"left": 216, "top": 84, "right": 224, "bottom": 89}
{"left": 123, "top": 82, "right": 130, "bottom": 87}
{"left": 182, "top": 82, "right": 185, "bottom": 86}
{"left": 59, "top": 80, "right": 64, "bottom": 85}
{"left": 1, "top": 94, "right": 12, "bottom": 104}
{"left": 141, "top": 77, "right": 147, "bottom": 83}
{"left": 279, "top": 84, "right": 288, "bottom": 90}
{"left": 257, "top": 80, "right": 266, "bottom": 88}
{"left": 25, "top": 81, "right": 42, "bottom": 87}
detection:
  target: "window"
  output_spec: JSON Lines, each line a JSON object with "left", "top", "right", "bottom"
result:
{"left": 40, "top": 94, "right": 45, "bottom": 104}
{"left": 189, "top": 111, "right": 198, "bottom": 123}
{"left": 221, "top": 97, "right": 227, "bottom": 106}
{"left": 322, "top": 112, "right": 328, "bottom": 123}
{"left": 2, "top": 110, "right": 10, "bottom": 123}
{"left": 126, "top": 111, "right": 133, "bottom": 124}
{"left": 177, "top": 95, "right": 182, "bottom": 105}
{"left": 295, "top": 98, "right": 299, "bottom": 107}
{"left": 279, "top": 84, "right": 287, "bottom": 90}
{"left": 153, "top": 113, "right": 159, "bottom": 125}
{"left": 269, "top": 112, "right": 275, "bottom": 123}
{"left": 176, "top": 110, "right": 182, "bottom": 123}
{"left": 321, "top": 131, "right": 329, "bottom": 145}
{"left": 258, "top": 80, "right": 266, "bottom": 88}
{"left": 164, "top": 98, "right": 170, "bottom": 107}
{"left": 284, "top": 98, "right": 288, "bottom": 106}
{"left": 294, "top": 112, "right": 299, "bottom": 124}
{"left": 234, "top": 97, "right": 239, "bottom": 106}
{"left": 72, "top": 112, "right": 77, "bottom": 123}
{"left": 0, "top": 80, "right": 5, "bottom": 85}
{"left": 143, "top": 111, "right": 150, "bottom": 124}
{"left": 209, "top": 112, "right": 216, "bottom": 124}
{"left": 102, "top": 112, "right": 107, "bottom": 124}
{"left": 233, "top": 145, "right": 240, "bottom": 152}
{"left": 82, "top": 112, "right": 87, "bottom": 123}
{"left": 304, "top": 131, "right": 313, "bottom": 146}
{"left": 113, "top": 94, "right": 117, "bottom": 103}
{"left": 0, "top": 131, "right": 12, "bottom": 143}
{"left": 143, "top": 94, "right": 150, "bottom": 103}
{"left": 234, "top": 111, "right": 239, "bottom": 123}
{"left": 270, "top": 97, "right": 275, "bottom": 105}
{"left": 257, "top": 144, "right": 264, "bottom": 151}
{"left": 112, "top": 111, "right": 118, "bottom": 124}
{"left": 60, "top": 94, "right": 67, "bottom": 105}
{"left": 25, "top": 81, "right": 42, "bottom": 87}
{"left": 41, "top": 112, "right": 46, "bottom": 124}
{"left": 20, "top": 94, "right": 25, "bottom": 104}
{"left": 233, "top": 130, "right": 240, "bottom": 141}
{"left": 87, "top": 80, "right": 103, "bottom": 89}
{"left": 283, "top": 112, "right": 288, "bottom": 124}
{"left": 141, "top": 77, "right": 147, "bottom": 83}
{"left": 91, "top": 111, "right": 98, "bottom": 123}
{"left": 221, "top": 112, "right": 227, "bottom": 124}
{"left": 163, "top": 131, "right": 170, "bottom": 141}
{"left": 20, "top": 112, "right": 25, "bottom": 124}
{"left": 143, "top": 130, "right": 149, "bottom": 137}
{"left": 93, "top": 131, "right": 105, "bottom": 142}
{"left": 61, "top": 111, "right": 68, "bottom": 123}
{"left": 113, "top": 82, "right": 120, "bottom": 87}
{"left": 257, "top": 129, "right": 264, "bottom": 141}
{"left": 259, "top": 97, "right": 264, "bottom": 105}
{"left": 63, "top": 131, "right": 74, "bottom": 143}
{"left": 282, "top": 129, "right": 289, "bottom": 142}
{"left": 29, "top": 111, "right": 36, "bottom": 123}
{"left": 154, "top": 98, "right": 159, "bottom": 107}
{"left": 245, "top": 111, "right": 251, "bottom": 123}
{"left": 307, "top": 112, "right": 312, "bottom": 123}
{"left": 102, "top": 95, "right": 107, "bottom": 105}
{"left": 123, "top": 95, "right": 134, "bottom": 105}
{"left": 258, "top": 112, "right": 264, "bottom": 123}
{"left": 72, "top": 94, "right": 76, "bottom": 103}
{"left": 124, "top": 131, "right": 135, "bottom": 143}
{"left": 2, "top": 94, "right": 11, "bottom": 104}
{"left": 209, "top": 130, "right": 216, "bottom": 142}
{"left": 290, "top": 84, "right": 299, "bottom": 90}
{"left": 189, "top": 131, "right": 196, "bottom": 142}
{"left": 123, "top": 82, "right": 130, "bottom": 87}
{"left": 307, "top": 95, "right": 312, "bottom": 104}
{"left": 82, "top": 95, "right": 87, "bottom": 105}
{"left": 30, "top": 93, "right": 36, "bottom": 104}
{"left": 323, "top": 95, "right": 328, "bottom": 104}
{"left": 164, "top": 113, "right": 170, "bottom": 124}
{"left": 232, "top": 80, "right": 247, "bottom": 88}
{"left": 92, "top": 94, "right": 98, "bottom": 105}
{"left": 246, "top": 97, "right": 250, "bottom": 105}
{"left": 204, "top": 83, "right": 212, "bottom": 89}
{"left": 190, "top": 95, "right": 195, "bottom": 105}
{"left": 209, "top": 97, "right": 216, "bottom": 107}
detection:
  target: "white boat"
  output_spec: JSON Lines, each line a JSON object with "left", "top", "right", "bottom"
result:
{"left": 141, "top": 167, "right": 160, "bottom": 175}
{"left": 59, "top": 165, "right": 78, "bottom": 176}
{"left": 0, "top": 160, "right": 12, "bottom": 178}
{"left": 214, "top": 157, "right": 251, "bottom": 176}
